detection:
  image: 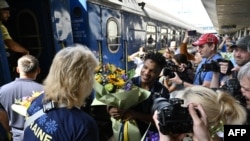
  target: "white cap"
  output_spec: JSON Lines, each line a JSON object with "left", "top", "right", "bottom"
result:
{"left": 0, "top": 0, "right": 9, "bottom": 9}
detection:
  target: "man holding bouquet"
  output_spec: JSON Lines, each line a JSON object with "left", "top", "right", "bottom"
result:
{"left": 108, "top": 52, "right": 170, "bottom": 140}
{"left": 0, "top": 55, "right": 43, "bottom": 141}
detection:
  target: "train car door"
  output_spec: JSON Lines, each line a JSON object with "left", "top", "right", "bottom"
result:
{"left": 4, "top": 0, "right": 73, "bottom": 83}
{"left": 87, "top": 3, "right": 123, "bottom": 68}
{"left": 101, "top": 7, "right": 123, "bottom": 68}
{"left": 70, "top": 0, "right": 89, "bottom": 46}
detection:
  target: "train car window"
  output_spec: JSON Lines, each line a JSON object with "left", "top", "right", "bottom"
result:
{"left": 16, "top": 10, "right": 41, "bottom": 57}
{"left": 240, "top": 30, "right": 244, "bottom": 37}
{"left": 160, "top": 28, "right": 168, "bottom": 48}
{"left": 146, "top": 25, "right": 156, "bottom": 51}
{"left": 167, "top": 28, "right": 172, "bottom": 47}
{"left": 175, "top": 31, "right": 181, "bottom": 46}
{"left": 107, "top": 18, "right": 120, "bottom": 53}
{"left": 246, "top": 30, "right": 250, "bottom": 35}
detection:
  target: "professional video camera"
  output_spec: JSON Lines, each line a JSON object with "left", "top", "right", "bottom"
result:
{"left": 201, "top": 59, "right": 234, "bottom": 75}
{"left": 151, "top": 97, "right": 196, "bottom": 135}
{"left": 163, "top": 60, "right": 179, "bottom": 78}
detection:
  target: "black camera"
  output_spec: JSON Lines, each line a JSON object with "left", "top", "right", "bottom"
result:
{"left": 151, "top": 97, "right": 194, "bottom": 135}
{"left": 163, "top": 60, "right": 179, "bottom": 78}
{"left": 201, "top": 60, "right": 220, "bottom": 72}
{"left": 221, "top": 78, "right": 246, "bottom": 106}
{"left": 201, "top": 59, "right": 234, "bottom": 75}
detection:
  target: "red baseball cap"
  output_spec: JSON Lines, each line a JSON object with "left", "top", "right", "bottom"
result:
{"left": 192, "top": 33, "right": 218, "bottom": 46}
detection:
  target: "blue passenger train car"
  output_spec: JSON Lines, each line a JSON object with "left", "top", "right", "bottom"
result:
{"left": 0, "top": 0, "right": 202, "bottom": 86}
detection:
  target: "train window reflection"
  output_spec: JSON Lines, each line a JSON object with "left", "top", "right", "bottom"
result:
{"left": 146, "top": 25, "right": 156, "bottom": 51}
{"left": 160, "top": 28, "right": 168, "bottom": 48}
{"left": 107, "top": 18, "right": 120, "bottom": 53}
{"left": 16, "top": 10, "right": 41, "bottom": 57}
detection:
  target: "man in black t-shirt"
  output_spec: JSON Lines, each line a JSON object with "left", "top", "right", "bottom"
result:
{"left": 108, "top": 52, "right": 169, "bottom": 136}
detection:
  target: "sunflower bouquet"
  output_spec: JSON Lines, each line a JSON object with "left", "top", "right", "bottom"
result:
{"left": 95, "top": 63, "right": 129, "bottom": 93}
{"left": 93, "top": 63, "right": 151, "bottom": 141}
{"left": 93, "top": 63, "right": 150, "bottom": 109}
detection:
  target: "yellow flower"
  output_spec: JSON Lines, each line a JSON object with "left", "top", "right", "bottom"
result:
{"left": 15, "top": 91, "right": 43, "bottom": 108}
{"left": 95, "top": 63, "right": 128, "bottom": 92}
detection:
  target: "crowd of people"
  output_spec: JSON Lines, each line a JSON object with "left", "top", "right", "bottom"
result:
{"left": 125, "top": 31, "right": 250, "bottom": 141}
{"left": 0, "top": 0, "right": 250, "bottom": 141}
{"left": 155, "top": 33, "right": 250, "bottom": 140}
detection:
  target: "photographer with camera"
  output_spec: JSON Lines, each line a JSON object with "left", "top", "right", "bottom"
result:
{"left": 210, "top": 36, "right": 250, "bottom": 108}
{"left": 161, "top": 53, "right": 194, "bottom": 93}
{"left": 205, "top": 57, "right": 247, "bottom": 108}
{"left": 152, "top": 86, "right": 247, "bottom": 141}
{"left": 170, "top": 33, "right": 222, "bottom": 88}
{"left": 153, "top": 103, "right": 210, "bottom": 141}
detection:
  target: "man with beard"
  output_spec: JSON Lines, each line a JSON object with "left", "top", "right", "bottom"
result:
{"left": 233, "top": 36, "right": 250, "bottom": 123}
{"left": 232, "top": 36, "right": 250, "bottom": 69}
{"left": 107, "top": 52, "right": 169, "bottom": 138}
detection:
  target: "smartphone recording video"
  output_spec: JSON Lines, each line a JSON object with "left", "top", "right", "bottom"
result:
{"left": 188, "top": 30, "right": 196, "bottom": 36}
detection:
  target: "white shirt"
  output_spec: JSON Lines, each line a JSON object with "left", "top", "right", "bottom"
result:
{"left": 133, "top": 57, "right": 144, "bottom": 77}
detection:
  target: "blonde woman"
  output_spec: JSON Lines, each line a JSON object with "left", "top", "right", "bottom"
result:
{"left": 153, "top": 86, "right": 247, "bottom": 141}
{"left": 23, "top": 44, "right": 99, "bottom": 141}
{"left": 163, "top": 47, "right": 175, "bottom": 62}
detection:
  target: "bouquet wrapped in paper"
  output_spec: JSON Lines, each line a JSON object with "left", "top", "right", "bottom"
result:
{"left": 92, "top": 63, "right": 150, "bottom": 141}
{"left": 11, "top": 91, "right": 43, "bottom": 116}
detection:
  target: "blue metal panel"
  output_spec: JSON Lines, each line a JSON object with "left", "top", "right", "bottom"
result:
{"left": 70, "top": 0, "right": 88, "bottom": 45}
{"left": 87, "top": 3, "right": 102, "bottom": 63}
{"left": 0, "top": 32, "right": 11, "bottom": 86}
{"left": 50, "top": 0, "right": 74, "bottom": 51}
{"left": 100, "top": 7, "right": 123, "bottom": 68}
{"left": 123, "top": 12, "right": 146, "bottom": 70}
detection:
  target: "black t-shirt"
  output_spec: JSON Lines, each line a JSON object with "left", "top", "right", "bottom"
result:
{"left": 130, "top": 76, "right": 170, "bottom": 135}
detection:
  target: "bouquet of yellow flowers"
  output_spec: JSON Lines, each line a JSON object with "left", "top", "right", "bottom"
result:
{"left": 93, "top": 63, "right": 150, "bottom": 141}
{"left": 95, "top": 63, "right": 128, "bottom": 93}
{"left": 11, "top": 91, "right": 43, "bottom": 116}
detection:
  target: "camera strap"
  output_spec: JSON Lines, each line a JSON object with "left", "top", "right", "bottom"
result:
{"left": 24, "top": 101, "right": 66, "bottom": 130}
{"left": 232, "top": 71, "right": 238, "bottom": 78}
{"left": 140, "top": 122, "right": 151, "bottom": 141}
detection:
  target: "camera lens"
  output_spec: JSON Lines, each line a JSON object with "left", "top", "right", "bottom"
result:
{"left": 151, "top": 97, "right": 170, "bottom": 114}
{"left": 152, "top": 98, "right": 194, "bottom": 134}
